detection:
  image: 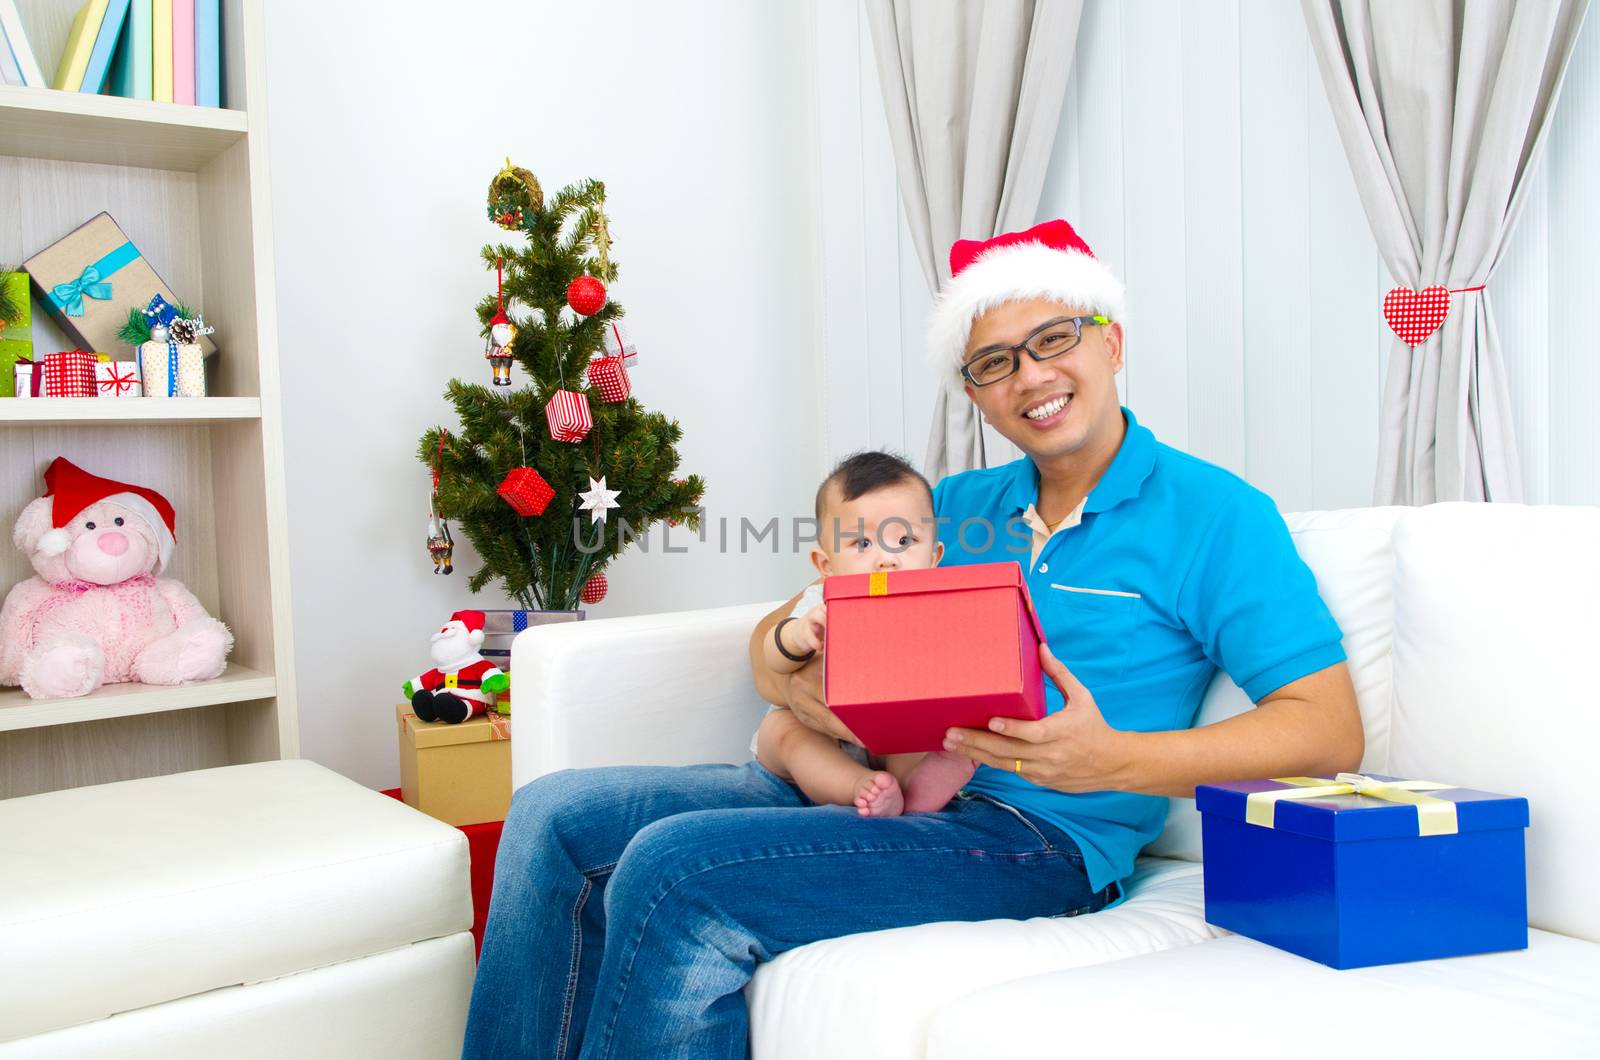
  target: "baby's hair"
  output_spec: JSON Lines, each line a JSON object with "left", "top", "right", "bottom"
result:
{"left": 815, "top": 450, "right": 933, "bottom": 523}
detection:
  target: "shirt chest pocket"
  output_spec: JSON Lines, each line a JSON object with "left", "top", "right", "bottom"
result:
{"left": 1042, "top": 585, "right": 1143, "bottom": 686}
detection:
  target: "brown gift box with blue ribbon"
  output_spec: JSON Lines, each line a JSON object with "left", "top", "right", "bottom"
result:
{"left": 23, "top": 213, "right": 216, "bottom": 359}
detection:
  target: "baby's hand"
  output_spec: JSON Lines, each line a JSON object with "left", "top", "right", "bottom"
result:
{"left": 789, "top": 603, "right": 827, "bottom": 655}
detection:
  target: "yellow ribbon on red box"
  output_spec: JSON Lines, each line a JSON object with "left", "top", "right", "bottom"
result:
{"left": 1244, "top": 772, "right": 1459, "bottom": 836}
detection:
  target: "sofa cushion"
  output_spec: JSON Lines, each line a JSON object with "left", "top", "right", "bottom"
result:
{"left": 2, "top": 935, "right": 475, "bottom": 1060}
{"left": 924, "top": 930, "right": 1600, "bottom": 1057}
{"left": 747, "top": 857, "right": 1219, "bottom": 1060}
{"left": 1389, "top": 502, "right": 1600, "bottom": 943}
{"left": 0, "top": 759, "right": 471, "bottom": 1042}
{"left": 1148, "top": 507, "right": 1404, "bottom": 861}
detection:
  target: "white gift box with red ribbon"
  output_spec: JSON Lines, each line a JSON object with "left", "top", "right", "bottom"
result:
{"left": 601, "top": 322, "right": 637, "bottom": 367}
{"left": 96, "top": 358, "right": 143, "bottom": 397}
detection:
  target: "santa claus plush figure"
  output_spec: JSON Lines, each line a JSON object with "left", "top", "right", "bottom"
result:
{"left": 402, "top": 609, "right": 508, "bottom": 724}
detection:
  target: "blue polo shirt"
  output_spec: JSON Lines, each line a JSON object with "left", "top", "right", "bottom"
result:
{"left": 932, "top": 407, "right": 1345, "bottom": 893}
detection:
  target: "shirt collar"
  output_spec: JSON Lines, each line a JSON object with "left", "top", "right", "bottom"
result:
{"left": 1004, "top": 407, "right": 1157, "bottom": 517}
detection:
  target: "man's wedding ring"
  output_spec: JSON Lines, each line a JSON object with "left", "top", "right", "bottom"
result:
{"left": 1013, "top": 758, "right": 1023, "bottom": 775}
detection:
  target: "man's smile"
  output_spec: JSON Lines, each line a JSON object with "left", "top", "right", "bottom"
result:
{"left": 1021, "top": 391, "right": 1074, "bottom": 426}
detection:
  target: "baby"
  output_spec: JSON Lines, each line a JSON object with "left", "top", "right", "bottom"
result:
{"left": 757, "top": 451, "right": 977, "bottom": 816}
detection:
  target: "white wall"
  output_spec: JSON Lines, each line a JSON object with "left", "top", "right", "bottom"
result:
{"left": 820, "top": 0, "right": 1600, "bottom": 511}
{"left": 265, "top": 0, "right": 824, "bottom": 788}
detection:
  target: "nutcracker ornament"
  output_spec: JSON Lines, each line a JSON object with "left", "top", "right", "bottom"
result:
{"left": 426, "top": 510, "right": 454, "bottom": 574}
{"left": 486, "top": 257, "right": 515, "bottom": 387}
{"left": 401, "top": 609, "right": 508, "bottom": 724}
{"left": 426, "top": 429, "right": 455, "bottom": 574}
{"left": 487, "top": 157, "right": 544, "bottom": 230}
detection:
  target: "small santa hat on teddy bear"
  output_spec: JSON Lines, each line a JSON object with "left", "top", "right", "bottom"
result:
{"left": 35, "top": 457, "right": 177, "bottom": 573}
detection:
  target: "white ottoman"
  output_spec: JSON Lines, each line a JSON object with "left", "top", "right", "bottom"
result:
{"left": 0, "top": 759, "right": 475, "bottom": 1058}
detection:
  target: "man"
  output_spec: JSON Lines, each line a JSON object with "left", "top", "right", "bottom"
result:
{"left": 462, "top": 220, "right": 1363, "bottom": 1059}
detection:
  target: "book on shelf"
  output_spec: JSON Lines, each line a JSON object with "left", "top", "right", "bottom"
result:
{"left": 1, "top": 22, "right": 23, "bottom": 84}
{"left": 0, "top": 0, "right": 46, "bottom": 87}
{"left": 170, "top": 0, "right": 189, "bottom": 103}
{"left": 81, "top": 0, "right": 131, "bottom": 93}
{"left": 107, "top": 0, "right": 151, "bottom": 100}
{"left": 52, "top": 0, "right": 108, "bottom": 91}
{"left": 151, "top": 0, "right": 170, "bottom": 101}
{"left": 194, "top": 0, "right": 215, "bottom": 106}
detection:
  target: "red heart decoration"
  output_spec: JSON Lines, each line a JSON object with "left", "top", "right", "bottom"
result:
{"left": 1383, "top": 285, "right": 1451, "bottom": 347}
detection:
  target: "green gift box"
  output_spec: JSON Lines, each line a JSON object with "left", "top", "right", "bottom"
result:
{"left": 0, "top": 270, "right": 32, "bottom": 399}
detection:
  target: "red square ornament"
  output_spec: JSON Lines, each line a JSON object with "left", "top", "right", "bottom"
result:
{"left": 498, "top": 467, "right": 555, "bottom": 516}
{"left": 588, "top": 355, "right": 631, "bottom": 403}
{"left": 544, "top": 390, "right": 592, "bottom": 442}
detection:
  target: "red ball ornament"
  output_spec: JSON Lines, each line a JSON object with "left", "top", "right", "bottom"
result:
{"left": 580, "top": 572, "right": 608, "bottom": 604}
{"left": 567, "top": 276, "right": 608, "bottom": 316}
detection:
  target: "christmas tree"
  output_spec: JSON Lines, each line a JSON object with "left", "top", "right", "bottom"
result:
{"left": 418, "top": 161, "right": 705, "bottom": 610}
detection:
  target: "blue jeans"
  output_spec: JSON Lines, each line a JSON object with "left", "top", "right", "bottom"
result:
{"left": 462, "top": 762, "right": 1112, "bottom": 1059}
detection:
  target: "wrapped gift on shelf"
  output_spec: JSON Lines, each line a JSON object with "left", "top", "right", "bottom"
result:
{"left": 395, "top": 702, "right": 512, "bottom": 826}
{"left": 1, "top": 270, "right": 33, "bottom": 398}
{"left": 1196, "top": 774, "right": 1530, "bottom": 969}
{"left": 96, "top": 357, "right": 142, "bottom": 397}
{"left": 137, "top": 341, "right": 204, "bottom": 397}
{"left": 23, "top": 213, "right": 216, "bottom": 357}
{"left": 12, "top": 358, "right": 42, "bottom": 398}
{"left": 41, "top": 350, "right": 99, "bottom": 397}
{"left": 823, "top": 562, "right": 1047, "bottom": 755}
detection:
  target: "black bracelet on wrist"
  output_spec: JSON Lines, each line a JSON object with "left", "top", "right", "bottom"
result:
{"left": 773, "top": 617, "right": 816, "bottom": 663}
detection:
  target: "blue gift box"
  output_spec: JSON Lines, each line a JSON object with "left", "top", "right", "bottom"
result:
{"left": 1196, "top": 773, "right": 1529, "bottom": 969}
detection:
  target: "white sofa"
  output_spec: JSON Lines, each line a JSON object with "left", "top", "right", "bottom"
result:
{"left": 0, "top": 759, "right": 475, "bottom": 1058}
{"left": 510, "top": 503, "right": 1600, "bottom": 1058}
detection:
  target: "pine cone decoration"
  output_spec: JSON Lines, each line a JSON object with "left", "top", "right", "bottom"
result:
{"left": 488, "top": 159, "right": 544, "bottom": 229}
{"left": 170, "top": 318, "right": 199, "bottom": 344}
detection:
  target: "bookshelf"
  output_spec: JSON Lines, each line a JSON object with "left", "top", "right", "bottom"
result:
{"left": 0, "top": 0, "right": 297, "bottom": 797}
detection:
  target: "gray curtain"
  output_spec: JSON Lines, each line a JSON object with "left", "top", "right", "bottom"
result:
{"left": 1303, "top": 0, "right": 1589, "bottom": 504}
{"left": 866, "top": 0, "right": 1083, "bottom": 481}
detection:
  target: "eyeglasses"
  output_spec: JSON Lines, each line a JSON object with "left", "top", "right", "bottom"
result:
{"left": 959, "top": 315, "right": 1110, "bottom": 387}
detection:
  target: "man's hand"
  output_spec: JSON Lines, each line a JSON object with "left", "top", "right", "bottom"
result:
{"left": 751, "top": 588, "right": 857, "bottom": 744}
{"left": 784, "top": 651, "right": 857, "bottom": 744}
{"left": 942, "top": 643, "right": 1133, "bottom": 793}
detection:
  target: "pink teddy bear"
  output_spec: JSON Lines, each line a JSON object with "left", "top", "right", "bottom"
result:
{"left": 0, "top": 457, "right": 233, "bottom": 700}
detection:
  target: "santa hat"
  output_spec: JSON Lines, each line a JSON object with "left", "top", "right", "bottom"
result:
{"left": 37, "top": 458, "right": 177, "bottom": 573}
{"left": 449, "top": 610, "right": 486, "bottom": 635}
{"left": 927, "top": 219, "right": 1126, "bottom": 377}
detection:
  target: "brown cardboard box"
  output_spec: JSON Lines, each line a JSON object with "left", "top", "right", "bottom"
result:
{"left": 395, "top": 703, "right": 512, "bottom": 826}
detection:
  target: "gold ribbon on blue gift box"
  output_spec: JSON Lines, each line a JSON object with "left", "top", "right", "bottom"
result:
{"left": 1244, "top": 773, "right": 1459, "bottom": 836}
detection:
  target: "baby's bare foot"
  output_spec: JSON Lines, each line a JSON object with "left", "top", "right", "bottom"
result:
{"left": 853, "top": 771, "right": 905, "bottom": 817}
{"left": 902, "top": 750, "right": 978, "bottom": 813}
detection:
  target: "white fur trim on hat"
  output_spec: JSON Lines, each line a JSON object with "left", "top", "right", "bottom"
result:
{"left": 927, "top": 242, "right": 1127, "bottom": 377}
{"left": 37, "top": 527, "right": 72, "bottom": 558}
{"left": 104, "top": 491, "right": 176, "bottom": 574}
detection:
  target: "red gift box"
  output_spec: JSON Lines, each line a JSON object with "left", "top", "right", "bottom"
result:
{"left": 498, "top": 467, "right": 555, "bottom": 516}
{"left": 587, "top": 354, "right": 630, "bottom": 403}
{"left": 42, "top": 350, "right": 99, "bottom": 397}
{"left": 823, "top": 562, "right": 1047, "bottom": 755}
{"left": 544, "top": 389, "right": 592, "bottom": 442}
